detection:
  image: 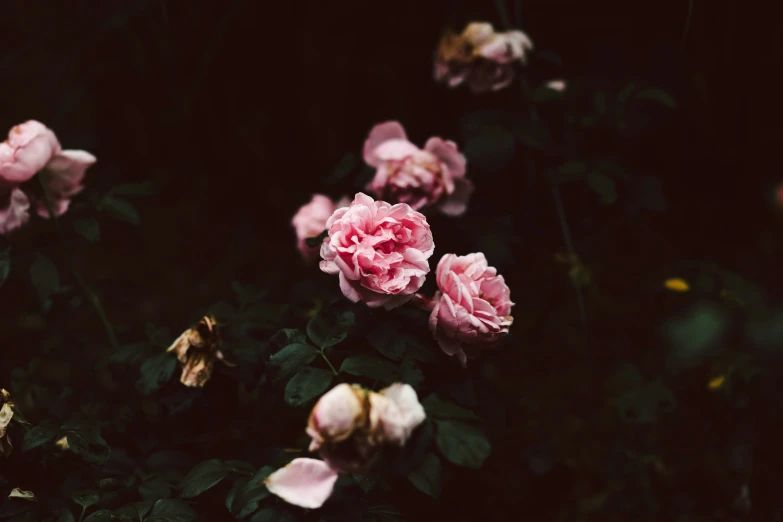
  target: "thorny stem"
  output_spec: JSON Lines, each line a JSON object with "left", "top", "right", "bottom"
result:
{"left": 319, "top": 350, "right": 338, "bottom": 376}
{"left": 39, "top": 178, "right": 120, "bottom": 351}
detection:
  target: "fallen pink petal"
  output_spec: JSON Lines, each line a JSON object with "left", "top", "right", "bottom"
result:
{"left": 264, "top": 458, "right": 339, "bottom": 509}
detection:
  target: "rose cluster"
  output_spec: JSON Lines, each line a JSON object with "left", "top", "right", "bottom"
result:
{"left": 1, "top": 120, "right": 96, "bottom": 235}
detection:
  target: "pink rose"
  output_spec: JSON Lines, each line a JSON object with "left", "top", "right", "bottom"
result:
{"left": 363, "top": 121, "right": 474, "bottom": 216}
{"left": 0, "top": 121, "right": 61, "bottom": 185}
{"left": 434, "top": 22, "right": 534, "bottom": 93}
{"left": 306, "top": 383, "right": 426, "bottom": 473}
{"left": 292, "top": 194, "right": 350, "bottom": 261}
{"left": 319, "top": 192, "right": 434, "bottom": 310}
{"left": 428, "top": 253, "right": 514, "bottom": 366}
{"left": 0, "top": 188, "right": 31, "bottom": 235}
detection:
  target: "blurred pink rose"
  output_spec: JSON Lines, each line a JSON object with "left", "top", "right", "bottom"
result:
{"left": 264, "top": 458, "right": 339, "bottom": 509}
{"left": 306, "top": 383, "right": 426, "bottom": 473}
{"left": 545, "top": 79, "right": 567, "bottom": 92}
{"left": 0, "top": 188, "right": 31, "bottom": 235}
{"left": 0, "top": 120, "right": 96, "bottom": 233}
{"left": 292, "top": 194, "right": 350, "bottom": 261}
{"left": 0, "top": 121, "right": 61, "bottom": 185}
{"left": 319, "top": 192, "right": 434, "bottom": 310}
{"left": 434, "top": 22, "right": 533, "bottom": 93}
{"left": 363, "top": 121, "right": 473, "bottom": 216}
{"left": 428, "top": 253, "right": 514, "bottom": 366}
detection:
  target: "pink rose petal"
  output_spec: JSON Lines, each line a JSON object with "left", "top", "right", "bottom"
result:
{"left": 264, "top": 458, "right": 339, "bottom": 509}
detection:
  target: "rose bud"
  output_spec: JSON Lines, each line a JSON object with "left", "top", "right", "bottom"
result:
{"left": 292, "top": 194, "right": 350, "bottom": 262}
{"left": 166, "top": 315, "right": 234, "bottom": 387}
{"left": 434, "top": 22, "right": 533, "bottom": 93}
{"left": 319, "top": 192, "right": 434, "bottom": 310}
{"left": 363, "top": 121, "right": 473, "bottom": 216}
{"left": 428, "top": 253, "right": 515, "bottom": 366}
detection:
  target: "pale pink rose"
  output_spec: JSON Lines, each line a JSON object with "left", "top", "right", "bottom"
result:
{"left": 428, "top": 253, "right": 514, "bottom": 366}
{"left": 363, "top": 121, "right": 473, "bottom": 216}
{"left": 434, "top": 22, "right": 533, "bottom": 93}
{"left": 0, "top": 188, "right": 31, "bottom": 236}
{"left": 373, "top": 383, "right": 426, "bottom": 446}
{"left": 37, "top": 150, "right": 96, "bottom": 218}
{"left": 264, "top": 458, "right": 339, "bottom": 509}
{"left": 0, "top": 121, "right": 61, "bottom": 185}
{"left": 292, "top": 194, "right": 350, "bottom": 261}
{"left": 306, "top": 383, "right": 366, "bottom": 452}
{"left": 319, "top": 192, "right": 434, "bottom": 310}
{"left": 545, "top": 79, "right": 567, "bottom": 92}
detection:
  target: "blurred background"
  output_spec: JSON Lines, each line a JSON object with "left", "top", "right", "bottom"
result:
{"left": 2, "top": 0, "right": 782, "bottom": 520}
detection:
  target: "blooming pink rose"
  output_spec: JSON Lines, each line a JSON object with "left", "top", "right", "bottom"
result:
{"left": 0, "top": 188, "right": 31, "bottom": 235}
{"left": 319, "top": 192, "right": 434, "bottom": 310}
{"left": 363, "top": 121, "right": 473, "bottom": 216}
{"left": 428, "top": 253, "right": 514, "bottom": 366}
{"left": 292, "top": 194, "right": 350, "bottom": 261}
{"left": 434, "top": 22, "right": 534, "bottom": 93}
{"left": 264, "top": 458, "right": 339, "bottom": 509}
{"left": 0, "top": 121, "right": 61, "bottom": 186}
{"left": 37, "top": 150, "right": 96, "bottom": 218}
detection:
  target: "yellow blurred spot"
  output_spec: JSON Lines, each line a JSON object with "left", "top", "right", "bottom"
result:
{"left": 708, "top": 375, "right": 725, "bottom": 390}
{"left": 664, "top": 278, "right": 689, "bottom": 292}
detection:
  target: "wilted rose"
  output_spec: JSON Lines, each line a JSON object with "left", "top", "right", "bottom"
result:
{"left": 36, "top": 150, "right": 96, "bottom": 218}
{"left": 319, "top": 192, "right": 434, "bottom": 310}
{"left": 363, "top": 121, "right": 473, "bottom": 216}
{"left": 292, "top": 194, "right": 350, "bottom": 261}
{"left": 428, "top": 253, "right": 514, "bottom": 366}
{"left": 0, "top": 389, "right": 14, "bottom": 458}
{"left": 434, "top": 22, "right": 533, "bottom": 93}
{"left": 306, "top": 383, "right": 426, "bottom": 473}
{"left": 166, "top": 316, "right": 234, "bottom": 387}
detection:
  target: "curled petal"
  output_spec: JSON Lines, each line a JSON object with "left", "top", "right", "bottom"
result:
{"left": 264, "top": 458, "right": 339, "bottom": 509}
{"left": 0, "top": 188, "right": 31, "bottom": 235}
{"left": 363, "top": 121, "right": 409, "bottom": 166}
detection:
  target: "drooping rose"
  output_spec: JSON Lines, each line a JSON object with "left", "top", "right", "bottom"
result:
{"left": 363, "top": 121, "right": 473, "bottom": 216}
{"left": 166, "top": 316, "right": 234, "bottom": 387}
{"left": 292, "top": 194, "right": 350, "bottom": 261}
{"left": 428, "top": 253, "right": 514, "bottom": 366}
{"left": 0, "top": 389, "right": 14, "bottom": 458}
{"left": 319, "top": 192, "right": 434, "bottom": 310}
{"left": 37, "top": 150, "right": 96, "bottom": 218}
{"left": 0, "top": 188, "right": 31, "bottom": 235}
{"left": 306, "top": 383, "right": 426, "bottom": 473}
{"left": 434, "top": 22, "right": 533, "bottom": 93}
{"left": 264, "top": 458, "right": 339, "bottom": 509}
{"left": 0, "top": 121, "right": 61, "bottom": 185}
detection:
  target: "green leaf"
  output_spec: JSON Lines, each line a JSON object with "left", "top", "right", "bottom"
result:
{"left": 83, "top": 510, "right": 124, "bottom": 522}
{"left": 284, "top": 368, "right": 334, "bottom": 406}
{"left": 29, "top": 253, "right": 60, "bottom": 311}
{"left": 434, "top": 420, "right": 491, "bottom": 469}
{"left": 408, "top": 453, "right": 442, "bottom": 498}
{"left": 663, "top": 303, "right": 727, "bottom": 364}
{"left": 99, "top": 195, "right": 140, "bottom": 225}
{"left": 270, "top": 329, "right": 307, "bottom": 349}
{"left": 250, "top": 507, "right": 296, "bottom": 522}
{"left": 305, "top": 229, "right": 329, "bottom": 248}
{"left": 716, "top": 268, "right": 766, "bottom": 312}
{"left": 324, "top": 152, "right": 358, "bottom": 184}
{"left": 136, "top": 353, "right": 177, "bottom": 395}
{"left": 367, "top": 324, "right": 406, "bottom": 361}
{"left": 340, "top": 355, "right": 400, "bottom": 383}
{"left": 586, "top": 172, "right": 617, "bottom": 204}
{"left": 21, "top": 424, "right": 58, "bottom": 452}
{"left": 616, "top": 381, "right": 677, "bottom": 423}
{"left": 113, "top": 500, "right": 154, "bottom": 521}
{"left": 422, "top": 395, "right": 481, "bottom": 422}
{"left": 400, "top": 357, "right": 424, "bottom": 389}
{"left": 72, "top": 490, "right": 100, "bottom": 509}
{"left": 108, "top": 181, "right": 155, "bottom": 196}
{"left": 231, "top": 280, "right": 268, "bottom": 305}
{"left": 225, "top": 468, "right": 272, "bottom": 519}
{"left": 145, "top": 323, "right": 172, "bottom": 348}
{"left": 368, "top": 504, "right": 405, "bottom": 522}
{"left": 108, "top": 343, "right": 148, "bottom": 366}
{"left": 306, "top": 308, "right": 355, "bottom": 348}
{"left": 73, "top": 217, "right": 101, "bottom": 242}
{"left": 405, "top": 337, "right": 437, "bottom": 363}
{"left": 463, "top": 124, "right": 516, "bottom": 173}
{"left": 0, "top": 248, "right": 10, "bottom": 290}
{"left": 146, "top": 499, "right": 197, "bottom": 522}
{"left": 56, "top": 509, "right": 76, "bottom": 522}
{"left": 268, "top": 343, "right": 319, "bottom": 383}
{"left": 179, "top": 459, "right": 228, "bottom": 499}
{"left": 635, "top": 87, "right": 677, "bottom": 108}
{"left": 60, "top": 422, "right": 111, "bottom": 465}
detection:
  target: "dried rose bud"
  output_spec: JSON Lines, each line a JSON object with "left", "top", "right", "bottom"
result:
{"left": 166, "top": 315, "right": 234, "bottom": 387}
{"left": 0, "top": 389, "right": 14, "bottom": 458}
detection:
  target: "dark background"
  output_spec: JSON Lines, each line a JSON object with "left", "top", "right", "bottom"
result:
{"left": 2, "top": 0, "right": 782, "bottom": 520}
